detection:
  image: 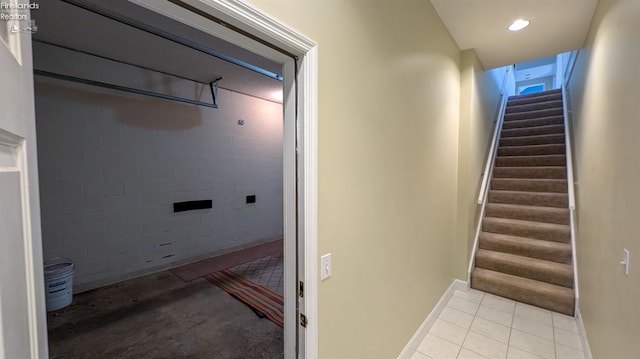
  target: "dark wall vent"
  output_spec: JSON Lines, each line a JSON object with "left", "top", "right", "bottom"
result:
{"left": 173, "top": 200, "right": 212, "bottom": 213}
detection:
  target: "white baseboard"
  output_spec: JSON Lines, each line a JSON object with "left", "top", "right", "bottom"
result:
{"left": 397, "top": 279, "right": 467, "bottom": 359}
{"left": 575, "top": 307, "right": 593, "bottom": 359}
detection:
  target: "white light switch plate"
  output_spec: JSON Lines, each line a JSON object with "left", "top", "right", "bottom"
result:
{"left": 321, "top": 253, "right": 332, "bottom": 280}
{"left": 621, "top": 249, "right": 630, "bottom": 275}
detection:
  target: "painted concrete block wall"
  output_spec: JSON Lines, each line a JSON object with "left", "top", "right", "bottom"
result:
{"left": 566, "top": 0, "right": 640, "bottom": 357}
{"left": 34, "top": 44, "right": 283, "bottom": 290}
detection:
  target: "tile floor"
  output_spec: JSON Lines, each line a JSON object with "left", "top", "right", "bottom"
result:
{"left": 231, "top": 253, "right": 284, "bottom": 295}
{"left": 410, "top": 289, "right": 585, "bottom": 359}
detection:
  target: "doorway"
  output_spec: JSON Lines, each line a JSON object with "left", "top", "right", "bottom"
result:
{"left": 0, "top": 0, "right": 317, "bottom": 358}
{"left": 34, "top": 0, "right": 287, "bottom": 357}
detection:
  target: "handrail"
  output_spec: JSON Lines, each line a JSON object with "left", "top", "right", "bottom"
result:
{"left": 561, "top": 84, "right": 580, "bottom": 311}
{"left": 562, "top": 86, "right": 576, "bottom": 211}
{"left": 477, "top": 66, "right": 513, "bottom": 205}
{"left": 468, "top": 66, "right": 513, "bottom": 287}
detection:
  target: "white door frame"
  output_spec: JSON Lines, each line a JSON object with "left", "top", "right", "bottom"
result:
{"left": 0, "top": 3, "right": 48, "bottom": 357}
{"left": 128, "top": 1, "right": 319, "bottom": 357}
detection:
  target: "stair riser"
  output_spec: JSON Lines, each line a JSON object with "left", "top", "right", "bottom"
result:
{"left": 489, "top": 191, "right": 569, "bottom": 208}
{"left": 502, "top": 116, "right": 564, "bottom": 130}
{"left": 495, "top": 156, "right": 566, "bottom": 167}
{"left": 498, "top": 145, "right": 565, "bottom": 156}
{"left": 471, "top": 269, "right": 574, "bottom": 316}
{"left": 501, "top": 125, "right": 565, "bottom": 138}
{"left": 491, "top": 179, "right": 567, "bottom": 193}
{"left": 479, "top": 235, "right": 572, "bottom": 264}
{"left": 500, "top": 134, "right": 565, "bottom": 147}
{"left": 493, "top": 167, "right": 567, "bottom": 179}
{"left": 475, "top": 252, "right": 573, "bottom": 287}
{"left": 506, "top": 101, "right": 563, "bottom": 114}
{"left": 485, "top": 204, "right": 569, "bottom": 225}
{"left": 508, "top": 94, "right": 562, "bottom": 107}
{"left": 483, "top": 218, "right": 570, "bottom": 243}
{"left": 505, "top": 108, "right": 564, "bottom": 121}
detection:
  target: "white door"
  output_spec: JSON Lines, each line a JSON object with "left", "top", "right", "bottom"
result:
{"left": 0, "top": 3, "right": 48, "bottom": 359}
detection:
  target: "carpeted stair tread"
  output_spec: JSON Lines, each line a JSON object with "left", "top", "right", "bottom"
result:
{"left": 505, "top": 108, "right": 564, "bottom": 121}
{"left": 506, "top": 100, "right": 563, "bottom": 114}
{"left": 493, "top": 166, "right": 567, "bottom": 179}
{"left": 491, "top": 178, "right": 567, "bottom": 193}
{"left": 495, "top": 155, "right": 566, "bottom": 167}
{"left": 508, "top": 93, "right": 563, "bottom": 107}
{"left": 479, "top": 232, "right": 572, "bottom": 264}
{"left": 498, "top": 144, "right": 565, "bottom": 156}
{"left": 472, "top": 89, "right": 574, "bottom": 315}
{"left": 485, "top": 203, "right": 569, "bottom": 225}
{"left": 471, "top": 268, "right": 574, "bottom": 316}
{"left": 502, "top": 116, "right": 564, "bottom": 130}
{"left": 500, "top": 133, "right": 565, "bottom": 147}
{"left": 483, "top": 216, "right": 570, "bottom": 243}
{"left": 475, "top": 249, "right": 573, "bottom": 287}
{"left": 501, "top": 124, "right": 565, "bottom": 138}
{"left": 489, "top": 190, "right": 568, "bottom": 208}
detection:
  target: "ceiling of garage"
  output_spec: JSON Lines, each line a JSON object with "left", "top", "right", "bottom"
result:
{"left": 31, "top": 0, "right": 284, "bottom": 103}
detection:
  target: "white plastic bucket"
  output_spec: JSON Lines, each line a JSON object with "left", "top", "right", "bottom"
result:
{"left": 44, "top": 257, "right": 75, "bottom": 312}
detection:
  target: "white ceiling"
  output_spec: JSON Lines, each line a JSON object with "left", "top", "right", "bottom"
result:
{"left": 32, "top": 0, "right": 283, "bottom": 103}
{"left": 431, "top": 0, "right": 598, "bottom": 69}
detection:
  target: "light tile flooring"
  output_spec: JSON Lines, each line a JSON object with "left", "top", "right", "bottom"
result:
{"left": 410, "top": 289, "right": 585, "bottom": 359}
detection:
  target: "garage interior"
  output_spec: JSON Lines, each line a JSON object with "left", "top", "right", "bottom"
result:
{"left": 32, "top": 1, "right": 286, "bottom": 357}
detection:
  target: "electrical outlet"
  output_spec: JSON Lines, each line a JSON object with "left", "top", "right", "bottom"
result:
{"left": 320, "top": 253, "right": 331, "bottom": 280}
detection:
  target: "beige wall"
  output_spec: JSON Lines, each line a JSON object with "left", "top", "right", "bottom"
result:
{"left": 248, "top": 0, "right": 462, "bottom": 357}
{"left": 567, "top": 0, "right": 640, "bottom": 357}
{"left": 457, "top": 50, "right": 505, "bottom": 278}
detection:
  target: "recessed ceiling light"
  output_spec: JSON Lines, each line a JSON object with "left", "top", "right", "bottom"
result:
{"left": 509, "top": 19, "right": 530, "bottom": 31}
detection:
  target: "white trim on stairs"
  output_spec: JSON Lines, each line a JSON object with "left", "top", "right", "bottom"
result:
{"left": 396, "top": 279, "right": 467, "bottom": 359}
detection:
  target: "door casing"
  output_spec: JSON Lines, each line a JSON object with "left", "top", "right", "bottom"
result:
{"left": 17, "top": 0, "right": 319, "bottom": 358}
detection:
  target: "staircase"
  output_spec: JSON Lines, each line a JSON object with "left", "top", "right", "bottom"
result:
{"left": 471, "top": 89, "right": 575, "bottom": 316}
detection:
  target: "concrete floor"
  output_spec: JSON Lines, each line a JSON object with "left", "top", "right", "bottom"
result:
{"left": 47, "top": 271, "right": 284, "bottom": 359}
